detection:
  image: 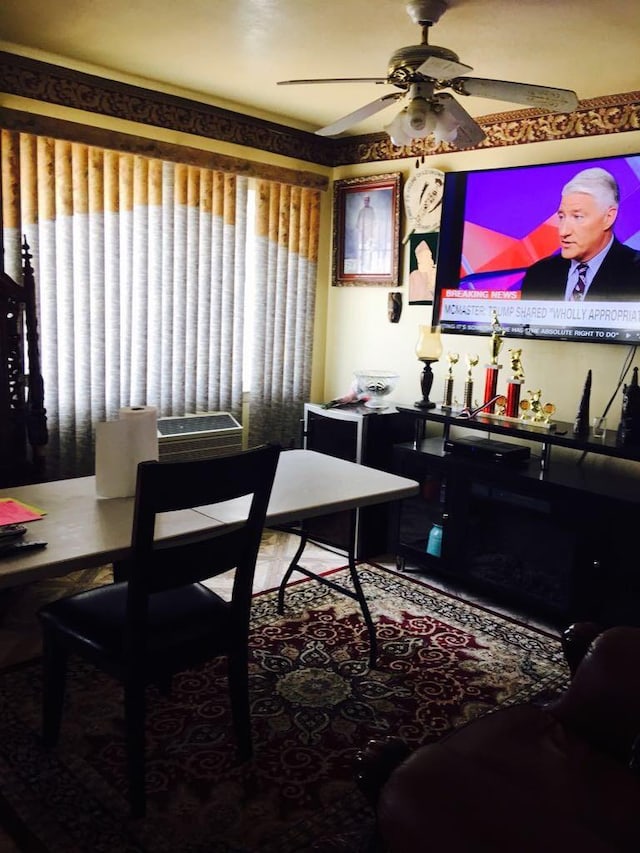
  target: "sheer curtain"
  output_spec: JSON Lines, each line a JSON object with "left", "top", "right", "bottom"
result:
{"left": 1, "top": 130, "right": 247, "bottom": 477}
{"left": 249, "top": 181, "right": 320, "bottom": 448}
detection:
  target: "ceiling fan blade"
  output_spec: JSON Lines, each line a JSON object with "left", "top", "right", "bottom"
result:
{"left": 451, "top": 77, "right": 579, "bottom": 112}
{"left": 433, "top": 93, "right": 486, "bottom": 148}
{"left": 315, "top": 93, "right": 403, "bottom": 137}
{"left": 277, "top": 77, "right": 387, "bottom": 86}
{"left": 416, "top": 55, "right": 474, "bottom": 80}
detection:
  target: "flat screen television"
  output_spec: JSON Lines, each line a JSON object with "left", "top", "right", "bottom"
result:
{"left": 432, "top": 152, "right": 640, "bottom": 344}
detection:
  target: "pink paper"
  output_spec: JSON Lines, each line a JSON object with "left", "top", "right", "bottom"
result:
{"left": 0, "top": 499, "right": 45, "bottom": 525}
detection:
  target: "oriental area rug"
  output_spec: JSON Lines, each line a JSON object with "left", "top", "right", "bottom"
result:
{"left": 0, "top": 564, "right": 568, "bottom": 853}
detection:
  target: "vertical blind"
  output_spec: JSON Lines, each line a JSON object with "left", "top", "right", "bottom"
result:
{"left": 2, "top": 129, "right": 320, "bottom": 477}
{"left": 249, "top": 180, "right": 320, "bottom": 448}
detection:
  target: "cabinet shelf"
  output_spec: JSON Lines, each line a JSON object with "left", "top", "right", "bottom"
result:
{"left": 395, "top": 403, "right": 640, "bottom": 468}
{"left": 390, "top": 407, "right": 640, "bottom": 628}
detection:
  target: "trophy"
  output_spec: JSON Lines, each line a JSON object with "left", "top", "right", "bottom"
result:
{"left": 506, "top": 348, "right": 525, "bottom": 418}
{"left": 463, "top": 354, "right": 479, "bottom": 410}
{"left": 520, "top": 390, "right": 556, "bottom": 424}
{"left": 489, "top": 310, "right": 504, "bottom": 366}
{"left": 442, "top": 352, "right": 459, "bottom": 409}
{"left": 484, "top": 310, "right": 504, "bottom": 413}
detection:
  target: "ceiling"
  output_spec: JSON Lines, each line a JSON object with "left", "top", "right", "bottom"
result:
{"left": 1, "top": 0, "right": 639, "bottom": 138}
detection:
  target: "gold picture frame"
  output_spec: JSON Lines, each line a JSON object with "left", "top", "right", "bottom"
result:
{"left": 332, "top": 173, "right": 401, "bottom": 286}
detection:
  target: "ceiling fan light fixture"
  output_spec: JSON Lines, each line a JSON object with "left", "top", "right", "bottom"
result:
{"left": 432, "top": 108, "right": 459, "bottom": 143}
{"left": 385, "top": 96, "right": 440, "bottom": 146}
{"left": 384, "top": 110, "right": 413, "bottom": 147}
{"left": 433, "top": 123, "right": 459, "bottom": 144}
{"left": 406, "top": 97, "right": 434, "bottom": 132}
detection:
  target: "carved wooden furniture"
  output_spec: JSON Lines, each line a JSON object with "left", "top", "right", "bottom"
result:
{"left": 0, "top": 238, "right": 47, "bottom": 485}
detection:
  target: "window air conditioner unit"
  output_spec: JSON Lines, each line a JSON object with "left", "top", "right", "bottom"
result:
{"left": 157, "top": 412, "right": 243, "bottom": 463}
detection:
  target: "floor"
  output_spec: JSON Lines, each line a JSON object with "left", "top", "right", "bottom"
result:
{"left": 0, "top": 527, "right": 558, "bottom": 851}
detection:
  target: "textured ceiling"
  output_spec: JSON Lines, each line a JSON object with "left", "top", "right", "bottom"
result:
{"left": 1, "top": 0, "right": 639, "bottom": 137}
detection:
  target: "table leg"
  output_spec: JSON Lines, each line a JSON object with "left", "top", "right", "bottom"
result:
{"left": 275, "top": 512, "right": 378, "bottom": 668}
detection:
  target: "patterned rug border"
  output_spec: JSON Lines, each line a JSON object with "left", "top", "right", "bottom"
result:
{"left": 366, "top": 561, "right": 563, "bottom": 640}
{"left": 259, "top": 559, "right": 562, "bottom": 643}
{"left": 255, "top": 563, "right": 566, "bottom": 662}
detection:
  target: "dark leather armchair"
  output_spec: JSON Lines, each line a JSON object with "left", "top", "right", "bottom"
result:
{"left": 38, "top": 443, "right": 280, "bottom": 817}
{"left": 357, "top": 623, "right": 640, "bottom": 852}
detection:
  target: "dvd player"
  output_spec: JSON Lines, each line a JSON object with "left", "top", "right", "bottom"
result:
{"left": 443, "top": 436, "right": 531, "bottom": 465}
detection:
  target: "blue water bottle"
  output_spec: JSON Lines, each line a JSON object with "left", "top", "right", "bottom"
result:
{"left": 426, "top": 522, "right": 443, "bottom": 558}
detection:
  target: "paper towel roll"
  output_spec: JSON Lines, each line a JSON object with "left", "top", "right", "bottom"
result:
{"left": 95, "top": 406, "right": 159, "bottom": 498}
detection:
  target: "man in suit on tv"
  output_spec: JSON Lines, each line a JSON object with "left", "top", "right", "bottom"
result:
{"left": 520, "top": 167, "right": 640, "bottom": 301}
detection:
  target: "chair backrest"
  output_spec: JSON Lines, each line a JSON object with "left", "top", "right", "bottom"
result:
{"left": 128, "top": 443, "right": 280, "bottom": 617}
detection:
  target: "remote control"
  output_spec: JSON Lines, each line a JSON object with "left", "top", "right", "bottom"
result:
{"left": 0, "top": 524, "right": 27, "bottom": 542}
{"left": 0, "top": 538, "right": 47, "bottom": 557}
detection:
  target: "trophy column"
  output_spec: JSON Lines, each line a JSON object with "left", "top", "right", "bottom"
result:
{"left": 506, "top": 348, "right": 525, "bottom": 418}
{"left": 484, "top": 310, "right": 504, "bottom": 413}
{"left": 506, "top": 380, "right": 523, "bottom": 418}
{"left": 463, "top": 354, "right": 479, "bottom": 410}
{"left": 442, "top": 352, "right": 459, "bottom": 410}
{"left": 483, "top": 366, "right": 500, "bottom": 413}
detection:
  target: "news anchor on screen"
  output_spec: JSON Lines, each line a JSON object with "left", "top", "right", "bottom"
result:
{"left": 520, "top": 167, "right": 640, "bottom": 302}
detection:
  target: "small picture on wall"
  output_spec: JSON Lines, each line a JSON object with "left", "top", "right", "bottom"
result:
{"left": 332, "top": 173, "right": 401, "bottom": 287}
{"left": 408, "top": 232, "right": 439, "bottom": 304}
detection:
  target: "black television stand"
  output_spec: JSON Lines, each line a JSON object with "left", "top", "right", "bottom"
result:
{"left": 389, "top": 404, "right": 640, "bottom": 627}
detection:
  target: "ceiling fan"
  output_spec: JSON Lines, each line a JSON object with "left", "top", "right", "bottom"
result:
{"left": 277, "top": 0, "right": 579, "bottom": 148}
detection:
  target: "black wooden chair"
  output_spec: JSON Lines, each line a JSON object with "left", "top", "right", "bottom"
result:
{"left": 37, "top": 443, "right": 280, "bottom": 817}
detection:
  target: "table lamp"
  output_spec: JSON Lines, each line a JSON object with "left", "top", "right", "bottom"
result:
{"left": 415, "top": 325, "right": 443, "bottom": 409}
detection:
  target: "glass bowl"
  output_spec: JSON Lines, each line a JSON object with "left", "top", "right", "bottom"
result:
{"left": 354, "top": 370, "right": 400, "bottom": 408}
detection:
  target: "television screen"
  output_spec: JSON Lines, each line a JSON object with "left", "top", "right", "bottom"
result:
{"left": 433, "top": 152, "right": 640, "bottom": 344}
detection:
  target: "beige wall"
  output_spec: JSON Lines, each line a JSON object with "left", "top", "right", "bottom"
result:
{"left": 323, "top": 132, "right": 640, "bottom": 426}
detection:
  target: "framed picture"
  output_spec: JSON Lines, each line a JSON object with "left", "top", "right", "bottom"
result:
{"left": 332, "top": 173, "right": 401, "bottom": 287}
{"left": 408, "top": 232, "right": 440, "bottom": 305}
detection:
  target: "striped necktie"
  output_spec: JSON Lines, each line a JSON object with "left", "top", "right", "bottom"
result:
{"left": 572, "top": 262, "right": 589, "bottom": 301}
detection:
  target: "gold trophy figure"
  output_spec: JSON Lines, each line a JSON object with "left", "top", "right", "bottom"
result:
{"left": 508, "top": 348, "right": 525, "bottom": 382}
{"left": 442, "top": 352, "right": 459, "bottom": 409}
{"left": 489, "top": 310, "right": 504, "bottom": 366}
{"left": 463, "top": 354, "right": 479, "bottom": 409}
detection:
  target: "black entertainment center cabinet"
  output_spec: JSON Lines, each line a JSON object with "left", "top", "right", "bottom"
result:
{"left": 390, "top": 405, "right": 640, "bottom": 628}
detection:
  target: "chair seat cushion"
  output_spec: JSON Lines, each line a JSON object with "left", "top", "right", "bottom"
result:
{"left": 378, "top": 705, "right": 640, "bottom": 852}
{"left": 39, "top": 582, "right": 232, "bottom": 663}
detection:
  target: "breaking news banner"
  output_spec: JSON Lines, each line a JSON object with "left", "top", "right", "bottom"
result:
{"left": 438, "top": 290, "right": 640, "bottom": 343}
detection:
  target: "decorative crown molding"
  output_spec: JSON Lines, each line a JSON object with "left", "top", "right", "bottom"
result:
{"left": 2, "top": 52, "right": 639, "bottom": 167}
{"left": 0, "top": 51, "right": 334, "bottom": 167}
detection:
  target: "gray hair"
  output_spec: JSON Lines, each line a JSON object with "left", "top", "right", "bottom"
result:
{"left": 562, "top": 167, "right": 619, "bottom": 209}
